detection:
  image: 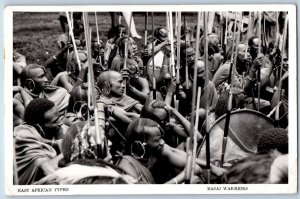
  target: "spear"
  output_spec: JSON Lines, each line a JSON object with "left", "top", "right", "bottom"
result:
{"left": 257, "top": 11, "right": 262, "bottom": 111}
{"left": 184, "top": 13, "right": 189, "bottom": 90}
{"left": 190, "top": 86, "right": 201, "bottom": 181}
{"left": 175, "top": 12, "right": 181, "bottom": 110}
{"left": 94, "top": 12, "right": 103, "bottom": 65}
{"left": 275, "top": 12, "right": 288, "bottom": 124}
{"left": 151, "top": 12, "right": 156, "bottom": 100}
{"left": 184, "top": 11, "right": 201, "bottom": 184}
{"left": 123, "top": 13, "right": 133, "bottom": 95}
{"left": 144, "top": 12, "right": 148, "bottom": 76}
{"left": 169, "top": 11, "right": 175, "bottom": 78}
{"left": 220, "top": 12, "right": 241, "bottom": 168}
{"left": 203, "top": 11, "right": 211, "bottom": 183}
{"left": 83, "top": 12, "right": 106, "bottom": 158}
{"left": 66, "top": 11, "right": 82, "bottom": 71}
{"left": 246, "top": 12, "right": 257, "bottom": 110}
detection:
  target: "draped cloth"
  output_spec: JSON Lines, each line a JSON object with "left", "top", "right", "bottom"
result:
{"left": 98, "top": 95, "right": 140, "bottom": 112}
{"left": 34, "top": 164, "right": 137, "bottom": 185}
{"left": 14, "top": 85, "right": 70, "bottom": 117}
{"left": 14, "top": 124, "right": 57, "bottom": 185}
{"left": 117, "top": 155, "right": 155, "bottom": 184}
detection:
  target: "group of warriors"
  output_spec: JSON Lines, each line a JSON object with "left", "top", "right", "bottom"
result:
{"left": 13, "top": 11, "right": 289, "bottom": 185}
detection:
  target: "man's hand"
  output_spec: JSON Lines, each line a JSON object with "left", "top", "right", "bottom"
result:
{"left": 167, "top": 78, "right": 177, "bottom": 94}
{"left": 62, "top": 41, "right": 73, "bottom": 52}
{"left": 252, "top": 53, "right": 264, "bottom": 70}
{"left": 121, "top": 68, "right": 130, "bottom": 84}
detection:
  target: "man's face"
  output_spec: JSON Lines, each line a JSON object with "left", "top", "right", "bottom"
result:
{"left": 30, "top": 67, "right": 48, "bottom": 92}
{"left": 237, "top": 44, "right": 250, "bottom": 63}
{"left": 42, "top": 106, "right": 62, "bottom": 136}
{"left": 110, "top": 72, "right": 125, "bottom": 97}
{"left": 185, "top": 47, "right": 195, "bottom": 66}
{"left": 128, "top": 38, "right": 136, "bottom": 57}
{"left": 250, "top": 38, "right": 260, "bottom": 58}
{"left": 189, "top": 60, "right": 205, "bottom": 87}
{"left": 145, "top": 126, "right": 165, "bottom": 155}
{"left": 117, "top": 27, "right": 126, "bottom": 38}
{"left": 209, "top": 34, "right": 220, "bottom": 48}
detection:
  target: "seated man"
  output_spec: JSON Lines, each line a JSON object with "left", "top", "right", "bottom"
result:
{"left": 110, "top": 36, "right": 141, "bottom": 72}
{"left": 14, "top": 98, "right": 67, "bottom": 185}
{"left": 14, "top": 64, "right": 70, "bottom": 124}
{"left": 51, "top": 50, "right": 89, "bottom": 93}
{"left": 97, "top": 70, "right": 143, "bottom": 114}
{"left": 13, "top": 51, "right": 27, "bottom": 86}
{"left": 104, "top": 24, "right": 127, "bottom": 68}
{"left": 121, "top": 59, "right": 150, "bottom": 103}
{"left": 180, "top": 46, "right": 218, "bottom": 117}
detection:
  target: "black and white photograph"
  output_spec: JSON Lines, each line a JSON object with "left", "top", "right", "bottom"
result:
{"left": 4, "top": 5, "right": 297, "bottom": 195}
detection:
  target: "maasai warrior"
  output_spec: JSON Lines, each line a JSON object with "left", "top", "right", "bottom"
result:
{"left": 51, "top": 50, "right": 89, "bottom": 93}
{"left": 225, "top": 128, "right": 288, "bottom": 184}
{"left": 110, "top": 36, "right": 142, "bottom": 72}
{"left": 14, "top": 98, "right": 67, "bottom": 184}
{"left": 104, "top": 24, "right": 127, "bottom": 68}
{"left": 117, "top": 118, "right": 223, "bottom": 184}
{"left": 96, "top": 70, "right": 143, "bottom": 114}
{"left": 14, "top": 64, "right": 70, "bottom": 124}
{"left": 180, "top": 46, "right": 218, "bottom": 117}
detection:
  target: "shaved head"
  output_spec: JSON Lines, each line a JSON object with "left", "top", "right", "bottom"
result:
{"left": 97, "top": 71, "right": 125, "bottom": 97}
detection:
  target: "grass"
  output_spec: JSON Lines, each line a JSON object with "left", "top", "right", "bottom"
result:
{"left": 13, "top": 12, "right": 198, "bottom": 80}
{"left": 13, "top": 12, "right": 198, "bottom": 64}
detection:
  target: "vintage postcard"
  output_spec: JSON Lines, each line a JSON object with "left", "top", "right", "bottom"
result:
{"left": 4, "top": 4, "right": 297, "bottom": 195}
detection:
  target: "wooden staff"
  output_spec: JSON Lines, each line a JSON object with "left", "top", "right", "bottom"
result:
{"left": 175, "top": 12, "right": 181, "bottom": 110}
{"left": 66, "top": 11, "right": 82, "bottom": 71}
{"left": 151, "top": 12, "right": 156, "bottom": 100}
{"left": 185, "top": 11, "right": 201, "bottom": 184}
{"left": 83, "top": 12, "right": 106, "bottom": 158}
{"left": 220, "top": 12, "right": 241, "bottom": 168}
{"left": 275, "top": 12, "right": 288, "bottom": 124}
{"left": 257, "top": 12, "right": 262, "bottom": 111}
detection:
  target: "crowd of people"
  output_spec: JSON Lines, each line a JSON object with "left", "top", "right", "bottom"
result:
{"left": 13, "top": 11, "right": 289, "bottom": 185}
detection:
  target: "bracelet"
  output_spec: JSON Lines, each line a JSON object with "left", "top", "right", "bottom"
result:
{"left": 173, "top": 178, "right": 178, "bottom": 184}
{"left": 77, "top": 77, "right": 84, "bottom": 82}
{"left": 53, "top": 55, "right": 57, "bottom": 60}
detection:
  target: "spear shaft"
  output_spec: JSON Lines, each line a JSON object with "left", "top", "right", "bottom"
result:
{"left": 185, "top": 11, "right": 201, "bottom": 184}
